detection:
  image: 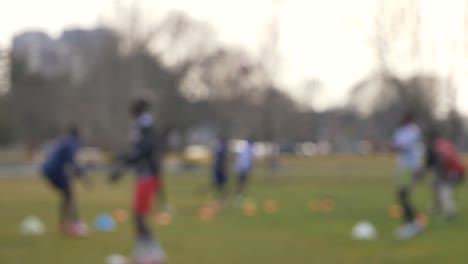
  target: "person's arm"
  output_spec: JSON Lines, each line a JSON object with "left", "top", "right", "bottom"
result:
{"left": 66, "top": 143, "right": 93, "bottom": 189}
{"left": 64, "top": 142, "right": 83, "bottom": 176}
{"left": 108, "top": 154, "right": 128, "bottom": 184}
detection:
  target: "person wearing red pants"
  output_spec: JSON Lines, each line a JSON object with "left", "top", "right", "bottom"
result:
{"left": 110, "top": 98, "right": 166, "bottom": 264}
{"left": 426, "top": 135, "right": 465, "bottom": 220}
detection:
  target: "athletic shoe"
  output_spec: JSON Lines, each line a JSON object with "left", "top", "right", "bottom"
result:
{"left": 60, "top": 222, "right": 88, "bottom": 238}
{"left": 134, "top": 240, "right": 167, "bottom": 264}
{"left": 395, "top": 222, "right": 424, "bottom": 240}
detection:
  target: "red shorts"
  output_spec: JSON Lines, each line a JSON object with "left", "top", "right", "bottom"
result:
{"left": 134, "top": 176, "right": 160, "bottom": 215}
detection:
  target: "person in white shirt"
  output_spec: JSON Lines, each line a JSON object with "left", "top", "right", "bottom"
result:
{"left": 391, "top": 113, "right": 424, "bottom": 239}
{"left": 235, "top": 139, "right": 255, "bottom": 201}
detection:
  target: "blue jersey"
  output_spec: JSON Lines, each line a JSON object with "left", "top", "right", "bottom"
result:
{"left": 42, "top": 135, "right": 80, "bottom": 177}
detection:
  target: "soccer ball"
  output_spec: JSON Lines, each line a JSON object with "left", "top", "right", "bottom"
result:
{"left": 20, "top": 216, "right": 45, "bottom": 235}
{"left": 351, "top": 221, "right": 377, "bottom": 240}
{"left": 106, "top": 254, "right": 128, "bottom": 264}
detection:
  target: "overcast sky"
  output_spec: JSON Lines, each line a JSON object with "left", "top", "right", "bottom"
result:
{"left": 1, "top": 0, "right": 467, "bottom": 113}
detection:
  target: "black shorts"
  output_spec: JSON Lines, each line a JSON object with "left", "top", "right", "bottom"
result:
{"left": 214, "top": 168, "right": 227, "bottom": 187}
{"left": 239, "top": 169, "right": 250, "bottom": 180}
{"left": 42, "top": 169, "right": 70, "bottom": 195}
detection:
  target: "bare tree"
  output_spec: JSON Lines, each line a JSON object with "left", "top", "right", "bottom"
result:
{"left": 350, "top": 0, "right": 464, "bottom": 141}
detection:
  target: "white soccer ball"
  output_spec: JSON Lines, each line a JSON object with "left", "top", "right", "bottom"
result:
{"left": 106, "top": 254, "right": 128, "bottom": 264}
{"left": 20, "top": 216, "right": 45, "bottom": 235}
{"left": 351, "top": 220, "right": 377, "bottom": 240}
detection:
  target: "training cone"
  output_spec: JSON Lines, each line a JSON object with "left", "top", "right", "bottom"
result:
{"left": 241, "top": 201, "right": 258, "bottom": 216}
{"left": 263, "top": 200, "right": 278, "bottom": 214}
{"left": 20, "top": 215, "right": 45, "bottom": 235}
{"left": 351, "top": 220, "right": 377, "bottom": 240}
{"left": 415, "top": 213, "right": 429, "bottom": 227}
{"left": 94, "top": 214, "right": 116, "bottom": 232}
{"left": 205, "top": 200, "right": 221, "bottom": 213}
{"left": 113, "top": 209, "right": 129, "bottom": 224}
{"left": 308, "top": 200, "right": 321, "bottom": 212}
{"left": 155, "top": 211, "right": 172, "bottom": 226}
{"left": 198, "top": 206, "right": 215, "bottom": 221}
{"left": 388, "top": 204, "right": 403, "bottom": 219}
{"left": 320, "top": 197, "right": 336, "bottom": 212}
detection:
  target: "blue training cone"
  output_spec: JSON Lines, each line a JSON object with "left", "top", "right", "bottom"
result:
{"left": 94, "top": 214, "right": 116, "bottom": 232}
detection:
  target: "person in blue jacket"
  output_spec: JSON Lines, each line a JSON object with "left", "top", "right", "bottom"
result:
{"left": 42, "top": 126, "right": 90, "bottom": 237}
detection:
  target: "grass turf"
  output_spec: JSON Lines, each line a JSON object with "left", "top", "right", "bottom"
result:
{"left": 1, "top": 155, "right": 467, "bottom": 264}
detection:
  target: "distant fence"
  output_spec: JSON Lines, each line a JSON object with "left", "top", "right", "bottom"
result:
{"left": 1, "top": 150, "right": 467, "bottom": 179}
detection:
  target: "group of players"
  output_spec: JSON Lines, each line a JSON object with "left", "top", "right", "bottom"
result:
{"left": 42, "top": 98, "right": 166, "bottom": 263}
{"left": 39, "top": 97, "right": 465, "bottom": 263}
{"left": 211, "top": 137, "right": 255, "bottom": 205}
{"left": 40, "top": 97, "right": 258, "bottom": 264}
{"left": 390, "top": 113, "right": 465, "bottom": 239}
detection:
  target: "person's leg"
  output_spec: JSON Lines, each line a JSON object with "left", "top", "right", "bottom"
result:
{"left": 59, "top": 195, "right": 67, "bottom": 225}
{"left": 53, "top": 173, "right": 80, "bottom": 223}
{"left": 397, "top": 187, "right": 416, "bottom": 223}
{"left": 134, "top": 214, "right": 158, "bottom": 255}
{"left": 397, "top": 170, "right": 422, "bottom": 223}
{"left": 233, "top": 171, "right": 248, "bottom": 206}
{"left": 395, "top": 169, "right": 424, "bottom": 240}
{"left": 46, "top": 176, "right": 67, "bottom": 224}
{"left": 430, "top": 168, "right": 443, "bottom": 215}
{"left": 214, "top": 169, "right": 227, "bottom": 200}
{"left": 50, "top": 174, "right": 88, "bottom": 237}
{"left": 63, "top": 187, "right": 80, "bottom": 223}
{"left": 396, "top": 169, "right": 418, "bottom": 223}
{"left": 134, "top": 177, "right": 165, "bottom": 262}
{"left": 439, "top": 180, "right": 457, "bottom": 219}
{"left": 236, "top": 171, "right": 249, "bottom": 196}
{"left": 43, "top": 172, "right": 76, "bottom": 225}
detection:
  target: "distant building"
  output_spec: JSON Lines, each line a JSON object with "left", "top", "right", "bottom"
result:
{"left": 12, "top": 31, "right": 69, "bottom": 79}
{"left": 60, "top": 28, "right": 118, "bottom": 84}
{"left": 0, "top": 48, "right": 10, "bottom": 94}
{"left": 11, "top": 28, "right": 117, "bottom": 83}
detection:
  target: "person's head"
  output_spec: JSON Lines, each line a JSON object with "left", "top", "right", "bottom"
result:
{"left": 68, "top": 125, "right": 79, "bottom": 139}
{"left": 401, "top": 112, "right": 414, "bottom": 126}
{"left": 130, "top": 98, "right": 149, "bottom": 118}
{"left": 427, "top": 128, "right": 439, "bottom": 144}
{"left": 218, "top": 136, "right": 227, "bottom": 145}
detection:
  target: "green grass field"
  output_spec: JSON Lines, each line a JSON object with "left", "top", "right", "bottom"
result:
{"left": 1, "top": 155, "right": 468, "bottom": 264}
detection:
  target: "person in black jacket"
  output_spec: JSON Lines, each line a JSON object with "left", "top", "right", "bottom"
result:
{"left": 109, "top": 98, "right": 166, "bottom": 264}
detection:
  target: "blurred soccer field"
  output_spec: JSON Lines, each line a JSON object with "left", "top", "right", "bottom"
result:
{"left": 1, "top": 155, "right": 467, "bottom": 264}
